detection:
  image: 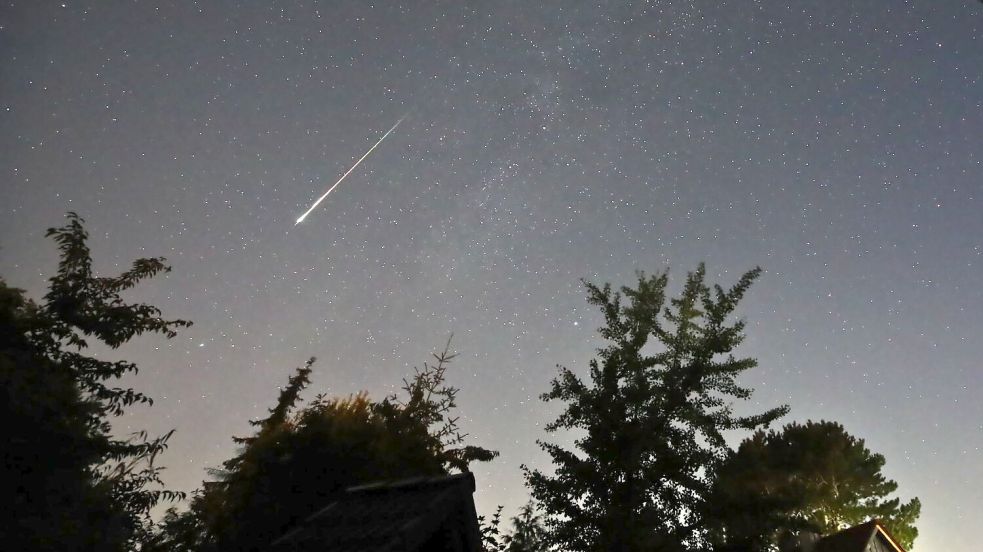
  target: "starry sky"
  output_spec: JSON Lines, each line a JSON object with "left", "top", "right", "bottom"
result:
{"left": 1, "top": 1, "right": 981, "bottom": 550}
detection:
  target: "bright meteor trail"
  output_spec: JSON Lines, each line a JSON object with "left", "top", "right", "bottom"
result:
{"left": 294, "top": 115, "right": 406, "bottom": 225}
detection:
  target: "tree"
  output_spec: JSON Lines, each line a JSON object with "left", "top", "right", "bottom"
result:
{"left": 1, "top": 213, "right": 190, "bottom": 552}
{"left": 480, "top": 502, "right": 548, "bottom": 552}
{"left": 479, "top": 505, "right": 507, "bottom": 551}
{"left": 704, "top": 420, "right": 921, "bottom": 551}
{"left": 506, "top": 502, "right": 550, "bottom": 552}
{"left": 151, "top": 338, "right": 497, "bottom": 552}
{"left": 524, "top": 265, "right": 788, "bottom": 552}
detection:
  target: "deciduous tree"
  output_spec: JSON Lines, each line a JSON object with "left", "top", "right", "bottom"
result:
{"left": 151, "top": 339, "right": 497, "bottom": 551}
{"left": 704, "top": 420, "right": 921, "bottom": 551}
{"left": 524, "top": 265, "right": 788, "bottom": 552}
{"left": 1, "top": 213, "right": 190, "bottom": 551}
{"left": 480, "top": 502, "right": 548, "bottom": 552}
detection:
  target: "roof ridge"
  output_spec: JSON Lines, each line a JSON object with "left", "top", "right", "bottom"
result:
{"left": 346, "top": 472, "right": 475, "bottom": 494}
{"left": 870, "top": 518, "right": 907, "bottom": 552}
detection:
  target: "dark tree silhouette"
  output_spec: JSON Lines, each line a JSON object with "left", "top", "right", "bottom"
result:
{"left": 524, "top": 265, "right": 788, "bottom": 552}
{"left": 505, "top": 502, "right": 549, "bottom": 552}
{"left": 479, "top": 505, "right": 507, "bottom": 551}
{"left": 480, "top": 502, "right": 548, "bottom": 552}
{"left": 1, "top": 213, "right": 190, "bottom": 552}
{"left": 149, "top": 339, "right": 497, "bottom": 552}
{"left": 704, "top": 420, "right": 921, "bottom": 551}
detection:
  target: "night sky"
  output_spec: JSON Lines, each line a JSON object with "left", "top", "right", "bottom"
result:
{"left": 1, "top": 2, "right": 981, "bottom": 550}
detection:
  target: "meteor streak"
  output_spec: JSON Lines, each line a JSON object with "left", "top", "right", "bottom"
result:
{"left": 294, "top": 115, "right": 406, "bottom": 225}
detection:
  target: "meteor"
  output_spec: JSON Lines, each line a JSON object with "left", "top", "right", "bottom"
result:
{"left": 294, "top": 115, "right": 406, "bottom": 225}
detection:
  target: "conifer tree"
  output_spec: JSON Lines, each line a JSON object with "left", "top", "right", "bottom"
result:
{"left": 524, "top": 265, "right": 788, "bottom": 552}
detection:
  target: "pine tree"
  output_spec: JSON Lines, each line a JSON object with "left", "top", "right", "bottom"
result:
{"left": 1, "top": 213, "right": 190, "bottom": 551}
{"left": 524, "top": 265, "right": 788, "bottom": 552}
{"left": 704, "top": 420, "right": 921, "bottom": 551}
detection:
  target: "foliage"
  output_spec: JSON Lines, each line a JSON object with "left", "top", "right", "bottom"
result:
{"left": 523, "top": 265, "right": 788, "bottom": 552}
{"left": 704, "top": 420, "right": 921, "bottom": 551}
{"left": 0, "top": 212, "right": 190, "bottom": 552}
{"left": 480, "top": 505, "right": 507, "bottom": 551}
{"left": 506, "top": 502, "right": 550, "bottom": 552}
{"left": 151, "top": 338, "right": 498, "bottom": 552}
{"left": 481, "top": 502, "right": 549, "bottom": 552}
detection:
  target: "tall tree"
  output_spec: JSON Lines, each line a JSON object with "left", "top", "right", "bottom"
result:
{"left": 704, "top": 420, "right": 921, "bottom": 551}
{"left": 1, "top": 213, "right": 190, "bottom": 552}
{"left": 150, "top": 339, "right": 497, "bottom": 552}
{"left": 524, "top": 265, "right": 788, "bottom": 552}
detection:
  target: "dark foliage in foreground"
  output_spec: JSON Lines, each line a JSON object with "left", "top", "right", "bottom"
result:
{"left": 481, "top": 501, "right": 550, "bottom": 552}
{"left": 1, "top": 213, "right": 190, "bottom": 552}
{"left": 524, "top": 265, "right": 789, "bottom": 552}
{"left": 705, "top": 420, "right": 921, "bottom": 551}
{"left": 148, "top": 339, "right": 498, "bottom": 552}
{"left": 2, "top": 214, "right": 923, "bottom": 552}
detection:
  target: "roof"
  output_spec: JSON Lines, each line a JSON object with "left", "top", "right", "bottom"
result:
{"left": 813, "top": 520, "right": 906, "bottom": 552}
{"left": 269, "top": 472, "right": 482, "bottom": 552}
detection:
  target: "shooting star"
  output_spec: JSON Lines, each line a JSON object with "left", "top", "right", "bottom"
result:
{"left": 294, "top": 115, "right": 407, "bottom": 225}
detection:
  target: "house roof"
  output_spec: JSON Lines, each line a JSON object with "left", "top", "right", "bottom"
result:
{"left": 269, "top": 472, "right": 481, "bottom": 552}
{"left": 813, "top": 520, "right": 906, "bottom": 552}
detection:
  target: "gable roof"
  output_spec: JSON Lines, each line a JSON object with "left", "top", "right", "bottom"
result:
{"left": 813, "top": 520, "right": 906, "bottom": 552}
{"left": 269, "top": 472, "right": 482, "bottom": 552}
